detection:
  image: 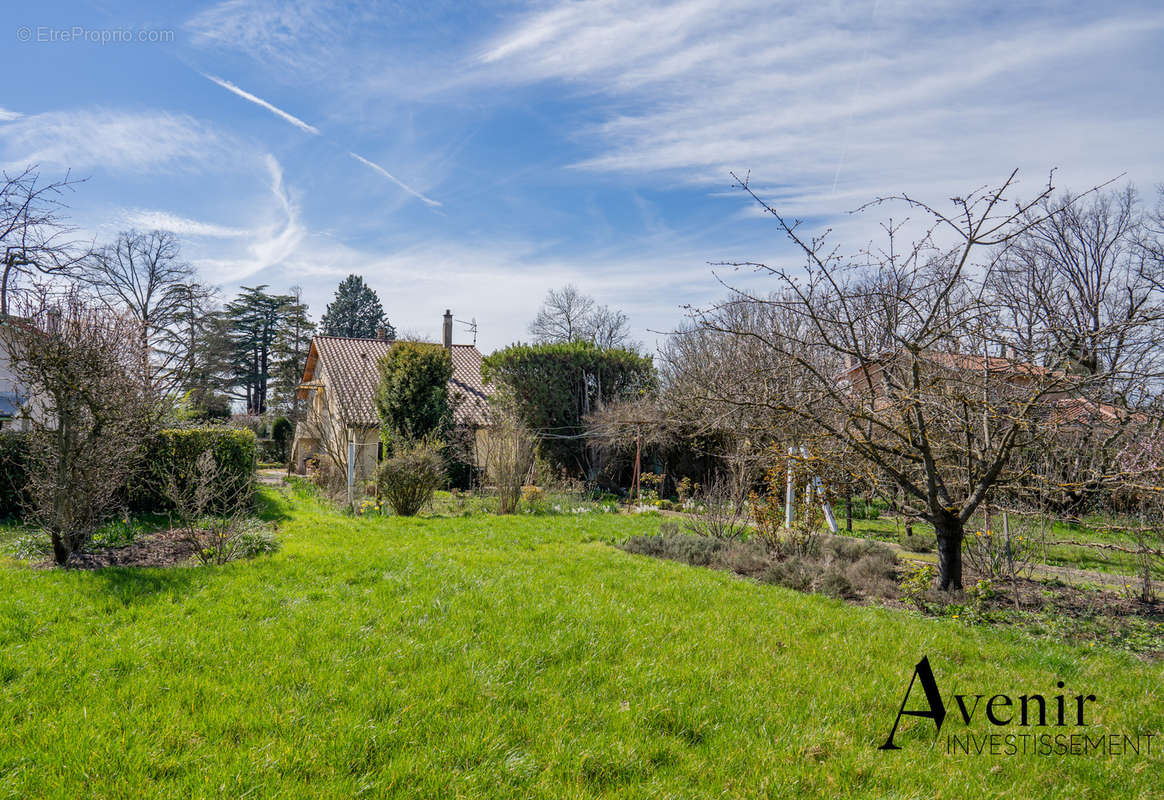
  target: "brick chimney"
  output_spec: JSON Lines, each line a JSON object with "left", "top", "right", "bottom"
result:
{"left": 375, "top": 326, "right": 387, "bottom": 340}
{"left": 443, "top": 309, "right": 453, "bottom": 349}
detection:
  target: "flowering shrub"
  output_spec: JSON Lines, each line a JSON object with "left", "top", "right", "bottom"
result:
{"left": 521, "top": 485, "right": 547, "bottom": 513}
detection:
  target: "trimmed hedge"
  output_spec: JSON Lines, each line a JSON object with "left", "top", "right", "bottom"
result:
{"left": 0, "top": 432, "right": 29, "bottom": 519}
{"left": 129, "top": 428, "right": 258, "bottom": 513}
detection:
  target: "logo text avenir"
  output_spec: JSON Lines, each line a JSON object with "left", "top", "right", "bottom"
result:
{"left": 880, "top": 656, "right": 1097, "bottom": 750}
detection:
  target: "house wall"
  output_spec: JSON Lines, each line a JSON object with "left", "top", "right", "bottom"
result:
{"left": 291, "top": 359, "right": 382, "bottom": 485}
{"left": 0, "top": 338, "right": 29, "bottom": 432}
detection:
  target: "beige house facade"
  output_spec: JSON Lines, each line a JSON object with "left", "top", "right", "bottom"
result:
{"left": 291, "top": 313, "right": 490, "bottom": 484}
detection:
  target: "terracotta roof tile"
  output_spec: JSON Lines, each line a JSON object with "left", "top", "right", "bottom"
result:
{"left": 301, "top": 336, "right": 490, "bottom": 427}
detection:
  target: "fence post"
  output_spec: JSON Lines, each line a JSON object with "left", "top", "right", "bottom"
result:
{"left": 784, "top": 446, "right": 795, "bottom": 528}
{"left": 347, "top": 439, "right": 355, "bottom": 511}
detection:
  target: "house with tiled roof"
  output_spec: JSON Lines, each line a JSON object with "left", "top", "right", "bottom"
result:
{"left": 291, "top": 311, "right": 490, "bottom": 480}
{"left": 836, "top": 348, "right": 1136, "bottom": 429}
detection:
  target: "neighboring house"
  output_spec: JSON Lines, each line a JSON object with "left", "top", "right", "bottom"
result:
{"left": 0, "top": 317, "right": 31, "bottom": 432}
{"left": 837, "top": 349, "right": 1131, "bottom": 429}
{"left": 291, "top": 310, "right": 490, "bottom": 480}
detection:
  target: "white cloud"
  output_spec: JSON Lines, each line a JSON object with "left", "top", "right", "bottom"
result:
{"left": 0, "top": 108, "right": 22, "bottom": 122}
{"left": 187, "top": 0, "right": 345, "bottom": 76}
{"left": 120, "top": 209, "right": 251, "bottom": 238}
{"left": 480, "top": 0, "right": 1164, "bottom": 220}
{"left": 201, "top": 73, "right": 321, "bottom": 135}
{"left": 195, "top": 154, "right": 305, "bottom": 283}
{"left": 0, "top": 109, "right": 228, "bottom": 173}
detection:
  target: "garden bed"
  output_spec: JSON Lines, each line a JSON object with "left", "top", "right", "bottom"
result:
{"left": 48, "top": 529, "right": 200, "bottom": 569}
{"left": 621, "top": 524, "right": 1164, "bottom": 655}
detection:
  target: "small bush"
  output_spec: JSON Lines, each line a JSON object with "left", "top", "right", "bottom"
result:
{"left": 626, "top": 526, "right": 897, "bottom": 602}
{"left": 521, "top": 485, "right": 548, "bottom": 513}
{"left": 815, "top": 567, "right": 855, "bottom": 599}
{"left": 10, "top": 533, "right": 50, "bottom": 561}
{"left": 762, "top": 556, "right": 816, "bottom": 592}
{"left": 623, "top": 528, "right": 728, "bottom": 566}
{"left": 232, "top": 519, "right": 280, "bottom": 559}
{"left": 686, "top": 477, "right": 750, "bottom": 540}
{"left": 845, "top": 552, "right": 899, "bottom": 599}
{"left": 900, "top": 563, "right": 938, "bottom": 611}
{"left": 271, "top": 416, "right": 293, "bottom": 462}
{"left": 376, "top": 440, "right": 445, "bottom": 516}
{"left": 899, "top": 530, "right": 934, "bottom": 552}
{"left": 966, "top": 578, "right": 996, "bottom": 613}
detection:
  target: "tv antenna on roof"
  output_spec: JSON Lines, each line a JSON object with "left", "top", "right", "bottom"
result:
{"left": 456, "top": 316, "right": 478, "bottom": 346}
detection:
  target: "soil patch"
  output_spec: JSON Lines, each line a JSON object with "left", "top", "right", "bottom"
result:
{"left": 56, "top": 529, "right": 198, "bottom": 569}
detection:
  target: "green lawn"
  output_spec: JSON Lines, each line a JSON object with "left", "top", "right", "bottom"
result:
{"left": 0, "top": 486, "right": 1161, "bottom": 798}
{"left": 836, "top": 513, "right": 1157, "bottom": 580}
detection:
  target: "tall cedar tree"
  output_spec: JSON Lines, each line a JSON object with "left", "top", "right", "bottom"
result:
{"left": 224, "top": 286, "right": 293, "bottom": 415}
{"left": 375, "top": 342, "right": 454, "bottom": 450}
{"left": 482, "top": 341, "right": 655, "bottom": 477}
{"left": 270, "top": 285, "right": 316, "bottom": 418}
{"left": 320, "top": 274, "right": 394, "bottom": 339}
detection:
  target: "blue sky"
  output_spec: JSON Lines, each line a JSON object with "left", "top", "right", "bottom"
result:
{"left": 2, "top": 0, "right": 1161, "bottom": 352}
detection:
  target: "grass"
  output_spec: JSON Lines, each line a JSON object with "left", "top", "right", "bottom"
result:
{"left": 0, "top": 485, "right": 1161, "bottom": 798}
{"left": 833, "top": 512, "right": 1158, "bottom": 580}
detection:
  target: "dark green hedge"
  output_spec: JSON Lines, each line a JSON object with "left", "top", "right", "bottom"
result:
{"left": 129, "top": 428, "right": 257, "bottom": 512}
{"left": 0, "top": 432, "right": 29, "bottom": 519}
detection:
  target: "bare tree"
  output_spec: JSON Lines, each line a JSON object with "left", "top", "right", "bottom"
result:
{"left": 990, "top": 186, "right": 1162, "bottom": 386}
{"left": 479, "top": 411, "right": 536, "bottom": 514}
{"left": 529, "top": 284, "right": 596, "bottom": 344}
{"left": 84, "top": 229, "right": 211, "bottom": 397}
{"left": 529, "top": 284, "right": 635, "bottom": 349}
{"left": 0, "top": 290, "right": 156, "bottom": 564}
{"left": 987, "top": 187, "right": 1164, "bottom": 516}
{"left": 0, "top": 167, "right": 87, "bottom": 315}
{"left": 588, "top": 304, "right": 631, "bottom": 349}
{"left": 697, "top": 170, "right": 1144, "bottom": 591}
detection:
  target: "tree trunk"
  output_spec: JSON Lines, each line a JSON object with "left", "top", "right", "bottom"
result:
{"left": 50, "top": 531, "right": 69, "bottom": 566}
{"left": 933, "top": 512, "right": 964, "bottom": 591}
{"left": 845, "top": 495, "right": 853, "bottom": 532}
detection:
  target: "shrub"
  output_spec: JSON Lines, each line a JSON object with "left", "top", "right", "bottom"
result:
{"left": 271, "top": 417, "right": 294, "bottom": 462}
{"left": 962, "top": 517, "right": 1040, "bottom": 584}
{"left": 686, "top": 477, "right": 750, "bottom": 540}
{"left": 130, "top": 428, "right": 257, "bottom": 513}
{"left": 521, "top": 484, "right": 546, "bottom": 512}
{"left": 899, "top": 530, "right": 934, "bottom": 552}
{"left": 375, "top": 342, "right": 453, "bottom": 448}
{"left": 0, "top": 432, "right": 29, "bottom": 519}
{"left": 761, "top": 556, "right": 816, "bottom": 592}
{"left": 844, "top": 552, "right": 899, "bottom": 599}
{"left": 376, "top": 440, "right": 445, "bottom": 516}
{"left": 232, "top": 519, "right": 280, "bottom": 559}
{"left": 623, "top": 530, "right": 728, "bottom": 566}
{"left": 481, "top": 417, "right": 536, "bottom": 514}
{"left": 966, "top": 578, "right": 996, "bottom": 614}
{"left": 900, "top": 563, "right": 938, "bottom": 611}
{"left": 815, "top": 567, "right": 855, "bottom": 599}
{"left": 257, "top": 439, "right": 283, "bottom": 464}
